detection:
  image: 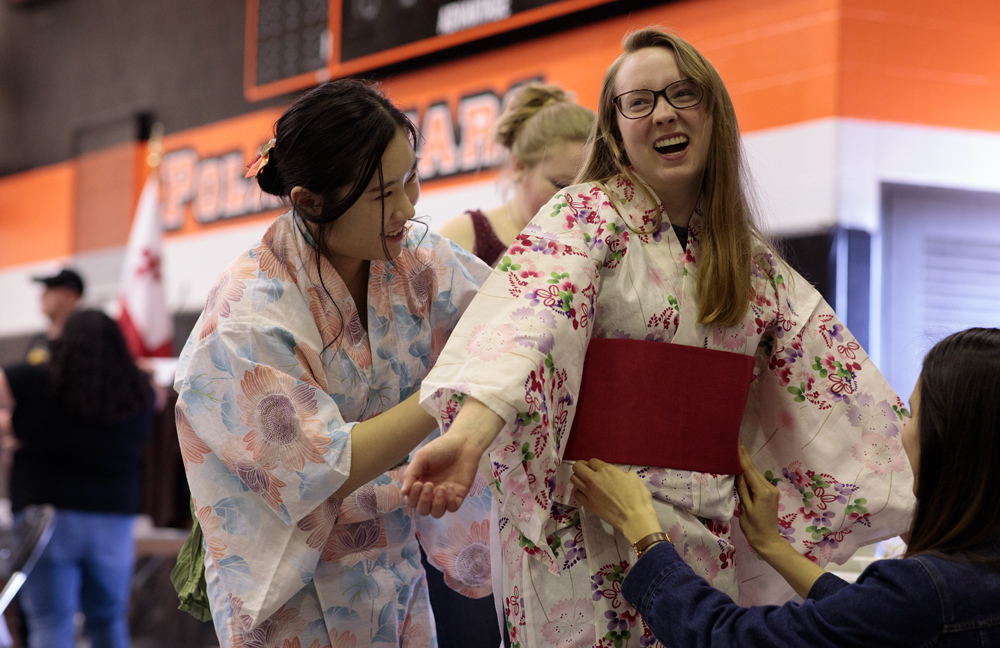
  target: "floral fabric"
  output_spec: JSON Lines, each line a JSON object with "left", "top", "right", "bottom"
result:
{"left": 175, "top": 212, "right": 493, "bottom": 648}
{"left": 421, "top": 174, "right": 915, "bottom": 648}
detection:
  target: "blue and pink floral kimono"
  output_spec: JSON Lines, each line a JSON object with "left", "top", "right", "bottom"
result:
{"left": 175, "top": 212, "right": 493, "bottom": 648}
{"left": 421, "top": 174, "right": 916, "bottom": 648}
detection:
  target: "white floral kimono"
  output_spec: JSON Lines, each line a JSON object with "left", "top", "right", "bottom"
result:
{"left": 421, "top": 175, "right": 915, "bottom": 648}
{"left": 175, "top": 212, "right": 494, "bottom": 648}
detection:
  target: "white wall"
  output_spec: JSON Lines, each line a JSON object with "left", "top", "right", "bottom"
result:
{"left": 837, "top": 119, "right": 1000, "bottom": 232}
{"left": 743, "top": 119, "right": 839, "bottom": 236}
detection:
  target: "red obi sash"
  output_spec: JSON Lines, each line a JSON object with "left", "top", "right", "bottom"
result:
{"left": 562, "top": 338, "right": 755, "bottom": 475}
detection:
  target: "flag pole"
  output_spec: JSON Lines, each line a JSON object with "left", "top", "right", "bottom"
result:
{"left": 118, "top": 121, "right": 174, "bottom": 360}
{"left": 147, "top": 122, "right": 164, "bottom": 171}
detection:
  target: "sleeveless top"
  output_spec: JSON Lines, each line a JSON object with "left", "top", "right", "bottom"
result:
{"left": 468, "top": 209, "right": 686, "bottom": 263}
{"left": 468, "top": 209, "right": 507, "bottom": 267}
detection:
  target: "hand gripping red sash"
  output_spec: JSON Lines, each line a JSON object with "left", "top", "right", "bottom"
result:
{"left": 562, "top": 338, "right": 756, "bottom": 475}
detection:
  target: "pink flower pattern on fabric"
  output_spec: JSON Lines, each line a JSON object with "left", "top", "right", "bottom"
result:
{"left": 255, "top": 227, "right": 298, "bottom": 283}
{"left": 200, "top": 255, "right": 257, "bottom": 340}
{"left": 467, "top": 323, "right": 517, "bottom": 361}
{"left": 397, "top": 613, "right": 430, "bottom": 648}
{"left": 237, "top": 364, "right": 326, "bottom": 472}
{"left": 430, "top": 520, "right": 492, "bottom": 598}
{"left": 420, "top": 172, "right": 915, "bottom": 641}
{"left": 541, "top": 598, "right": 597, "bottom": 647}
{"left": 847, "top": 393, "right": 900, "bottom": 437}
{"left": 853, "top": 432, "right": 907, "bottom": 475}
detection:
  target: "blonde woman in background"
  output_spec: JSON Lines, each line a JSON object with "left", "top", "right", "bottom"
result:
{"left": 438, "top": 83, "right": 595, "bottom": 266}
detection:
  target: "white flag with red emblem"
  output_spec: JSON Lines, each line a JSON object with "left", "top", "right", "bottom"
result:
{"left": 118, "top": 174, "right": 173, "bottom": 358}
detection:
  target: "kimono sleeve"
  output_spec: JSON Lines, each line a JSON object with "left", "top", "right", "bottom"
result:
{"left": 427, "top": 232, "right": 494, "bottom": 363}
{"left": 175, "top": 314, "right": 358, "bottom": 628}
{"left": 397, "top": 231, "right": 497, "bottom": 598}
{"left": 420, "top": 184, "right": 620, "bottom": 572}
{"left": 735, "top": 258, "right": 916, "bottom": 605}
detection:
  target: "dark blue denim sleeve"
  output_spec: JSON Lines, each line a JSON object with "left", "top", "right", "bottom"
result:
{"left": 621, "top": 541, "right": 942, "bottom": 648}
{"left": 807, "top": 571, "right": 850, "bottom": 600}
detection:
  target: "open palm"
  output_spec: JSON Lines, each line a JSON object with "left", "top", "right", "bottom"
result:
{"left": 402, "top": 432, "right": 484, "bottom": 517}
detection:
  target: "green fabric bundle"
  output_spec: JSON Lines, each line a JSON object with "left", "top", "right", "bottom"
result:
{"left": 169, "top": 499, "right": 212, "bottom": 622}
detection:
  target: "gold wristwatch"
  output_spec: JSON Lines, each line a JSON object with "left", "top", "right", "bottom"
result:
{"left": 632, "top": 531, "right": 670, "bottom": 559}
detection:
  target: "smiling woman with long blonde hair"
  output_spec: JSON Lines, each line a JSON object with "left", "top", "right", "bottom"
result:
{"left": 401, "top": 27, "right": 914, "bottom": 647}
{"left": 438, "top": 82, "right": 594, "bottom": 267}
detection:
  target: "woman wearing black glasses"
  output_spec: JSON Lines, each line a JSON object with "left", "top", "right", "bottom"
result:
{"left": 402, "top": 27, "right": 913, "bottom": 647}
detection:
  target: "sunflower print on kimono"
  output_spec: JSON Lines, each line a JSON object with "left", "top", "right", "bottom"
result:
{"left": 421, "top": 174, "right": 915, "bottom": 648}
{"left": 175, "top": 211, "right": 495, "bottom": 648}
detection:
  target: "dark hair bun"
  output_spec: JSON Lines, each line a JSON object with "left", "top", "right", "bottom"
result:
{"left": 259, "top": 79, "right": 417, "bottom": 226}
{"left": 256, "top": 151, "right": 284, "bottom": 197}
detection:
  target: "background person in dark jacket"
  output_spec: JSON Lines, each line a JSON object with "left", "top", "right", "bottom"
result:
{"left": 571, "top": 326, "right": 1000, "bottom": 647}
{"left": 22, "top": 267, "right": 85, "bottom": 366}
{"left": 0, "top": 310, "right": 155, "bottom": 648}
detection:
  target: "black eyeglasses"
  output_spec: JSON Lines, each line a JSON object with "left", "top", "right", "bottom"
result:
{"left": 613, "top": 79, "right": 704, "bottom": 119}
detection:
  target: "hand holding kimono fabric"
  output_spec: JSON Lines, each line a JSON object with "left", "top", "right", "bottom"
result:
{"left": 569, "top": 458, "right": 663, "bottom": 547}
{"left": 577, "top": 331, "right": 1000, "bottom": 648}
{"left": 406, "top": 28, "right": 915, "bottom": 648}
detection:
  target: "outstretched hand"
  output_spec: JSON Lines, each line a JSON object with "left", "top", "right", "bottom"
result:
{"left": 401, "top": 396, "right": 505, "bottom": 518}
{"left": 401, "top": 432, "right": 482, "bottom": 517}
{"left": 736, "top": 442, "right": 783, "bottom": 554}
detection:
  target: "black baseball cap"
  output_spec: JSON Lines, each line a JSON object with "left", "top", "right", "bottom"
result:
{"left": 33, "top": 268, "right": 85, "bottom": 296}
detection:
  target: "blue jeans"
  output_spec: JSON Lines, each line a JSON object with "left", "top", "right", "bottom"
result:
{"left": 18, "top": 510, "right": 136, "bottom": 648}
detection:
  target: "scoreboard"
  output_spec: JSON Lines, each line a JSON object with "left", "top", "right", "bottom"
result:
{"left": 245, "top": 0, "right": 617, "bottom": 101}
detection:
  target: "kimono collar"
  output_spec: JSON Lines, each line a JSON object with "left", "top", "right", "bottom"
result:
{"left": 267, "top": 210, "right": 341, "bottom": 292}
{"left": 601, "top": 172, "right": 704, "bottom": 234}
{"left": 291, "top": 211, "right": 319, "bottom": 248}
{"left": 286, "top": 211, "right": 346, "bottom": 287}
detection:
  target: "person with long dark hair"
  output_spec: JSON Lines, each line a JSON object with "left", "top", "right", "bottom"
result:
{"left": 571, "top": 327, "right": 1000, "bottom": 646}
{"left": 0, "top": 309, "right": 155, "bottom": 648}
{"left": 174, "top": 79, "right": 494, "bottom": 648}
{"left": 401, "top": 27, "right": 913, "bottom": 646}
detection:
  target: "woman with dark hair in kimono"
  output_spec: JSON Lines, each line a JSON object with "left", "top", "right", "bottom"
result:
{"left": 402, "top": 27, "right": 915, "bottom": 648}
{"left": 174, "top": 80, "right": 494, "bottom": 648}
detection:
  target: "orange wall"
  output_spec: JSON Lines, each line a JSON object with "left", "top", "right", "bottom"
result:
{"left": 382, "top": 0, "right": 844, "bottom": 134}
{"left": 73, "top": 142, "right": 146, "bottom": 253}
{"left": 1, "top": 0, "right": 998, "bottom": 268}
{"left": 0, "top": 162, "right": 75, "bottom": 266}
{"left": 838, "top": 0, "right": 1000, "bottom": 131}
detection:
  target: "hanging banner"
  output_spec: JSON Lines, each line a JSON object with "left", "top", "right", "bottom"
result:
{"left": 158, "top": 80, "right": 539, "bottom": 235}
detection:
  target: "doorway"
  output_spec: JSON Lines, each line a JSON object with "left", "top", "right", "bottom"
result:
{"left": 881, "top": 184, "right": 1000, "bottom": 399}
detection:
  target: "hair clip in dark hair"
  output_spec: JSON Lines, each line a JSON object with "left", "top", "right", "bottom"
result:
{"left": 245, "top": 138, "right": 276, "bottom": 179}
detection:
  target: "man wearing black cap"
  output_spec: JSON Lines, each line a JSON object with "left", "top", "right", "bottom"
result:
{"left": 24, "top": 268, "right": 85, "bottom": 365}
